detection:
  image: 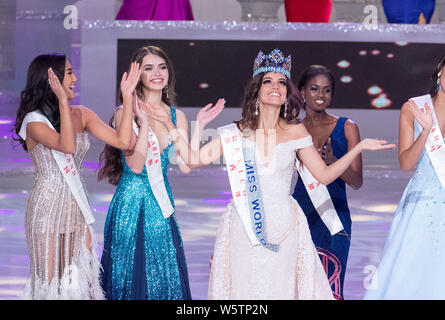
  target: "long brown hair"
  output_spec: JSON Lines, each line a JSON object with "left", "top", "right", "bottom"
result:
{"left": 235, "top": 73, "right": 303, "bottom": 131}
{"left": 98, "top": 45, "right": 177, "bottom": 185}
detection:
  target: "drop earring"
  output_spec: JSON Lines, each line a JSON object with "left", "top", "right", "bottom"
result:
{"left": 164, "top": 84, "right": 169, "bottom": 99}
{"left": 438, "top": 72, "right": 442, "bottom": 92}
{"left": 255, "top": 98, "right": 259, "bottom": 116}
{"left": 284, "top": 99, "right": 288, "bottom": 118}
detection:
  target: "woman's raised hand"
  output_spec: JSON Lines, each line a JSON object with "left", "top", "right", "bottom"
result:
{"left": 48, "top": 67, "right": 68, "bottom": 104}
{"left": 133, "top": 92, "right": 148, "bottom": 125}
{"left": 196, "top": 98, "right": 226, "bottom": 127}
{"left": 407, "top": 99, "right": 434, "bottom": 132}
{"left": 145, "top": 102, "right": 174, "bottom": 128}
{"left": 120, "top": 62, "right": 141, "bottom": 99}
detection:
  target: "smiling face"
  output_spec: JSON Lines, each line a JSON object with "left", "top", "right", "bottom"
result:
{"left": 61, "top": 59, "right": 77, "bottom": 101}
{"left": 301, "top": 74, "right": 333, "bottom": 112}
{"left": 258, "top": 72, "right": 288, "bottom": 107}
{"left": 140, "top": 53, "right": 169, "bottom": 92}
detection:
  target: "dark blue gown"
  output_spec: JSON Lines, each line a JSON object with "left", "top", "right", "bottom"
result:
{"left": 100, "top": 107, "right": 191, "bottom": 300}
{"left": 292, "top": 117, "right": 351, "bottom": 299}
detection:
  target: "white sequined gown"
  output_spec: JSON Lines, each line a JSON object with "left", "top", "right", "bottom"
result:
{"left": 208, "top": 136, "right": 334, "bottom": 300}
{"left": 22, "top": 132, "right": 104, "bottom": 300}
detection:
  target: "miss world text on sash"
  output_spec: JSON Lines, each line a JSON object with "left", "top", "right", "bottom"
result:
{"left": 218, "top": 123, "right": 279, "bottom": 252}
{"left": 244, "top": 154, "right": 279, "bottom": 252}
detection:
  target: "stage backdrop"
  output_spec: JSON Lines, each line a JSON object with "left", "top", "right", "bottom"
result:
{"left": 117, "top": 38, "right": 444, "bottom": 110}
{"left": 81, "top": 21, "right": 445, "bottom": 165}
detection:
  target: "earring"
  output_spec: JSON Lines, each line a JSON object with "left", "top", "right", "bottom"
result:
{"left": 164, "top": 85, "right": 169, "bottom": 99}
{"left": 255, "top": 98, "right": 259, "bottom": 116}
{"left": 438, "top": 72, "right": 442, "bottom": 92}
{"left": 284, "top": 99, "right": 288, "bottom": 118}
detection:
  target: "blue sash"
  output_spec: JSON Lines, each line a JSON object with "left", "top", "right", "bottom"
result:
{"left": 243, "top": 147, "right": 279, "bottom": 252}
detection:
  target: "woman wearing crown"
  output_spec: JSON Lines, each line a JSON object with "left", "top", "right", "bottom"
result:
{"left": 147, "top": 48, "right": 394, "bottom": 299}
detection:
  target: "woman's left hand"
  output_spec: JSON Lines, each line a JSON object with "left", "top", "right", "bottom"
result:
{"left": 145, "top": 102, "right": 174, "bottom": 128}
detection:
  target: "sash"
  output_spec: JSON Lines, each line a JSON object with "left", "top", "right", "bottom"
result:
{"left": 218, "top": 123, "right": 279, "bottom": 252}
{"left": 18, "top": 111, "right": 95, "bottom": 225}
{"left": 297, "top": 156, "right": 344, "bottom": 236}
{"left": 132, "top": 120, "right": 174, "bottom": 219}
{"left": 410, "top": 94, "right": 445, "bottom": 189}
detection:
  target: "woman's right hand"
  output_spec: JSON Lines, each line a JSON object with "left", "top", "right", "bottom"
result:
{"left": 407, "top": 99, "right": 433, "bottom": 132}
{"left": 48, "top": 67, "right": 68, "bottom": 104}
{"left": 120, "top": 62, "right": 141, "bottom": 99}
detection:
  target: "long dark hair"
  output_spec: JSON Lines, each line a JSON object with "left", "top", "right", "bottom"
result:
{"left": 430, "top": 55, "right": 445, "bottom": 98}
{"left": 297, "top": 65, "right": 336, "bottom": 108}
{"left": 13, "top": 54, "right": 67, "bottom": 151}
{"left": 235, "top": 73, "right": 303, "bottom": 131}
{"left": 98, "top": 45, "right": 177, "bottom": 185}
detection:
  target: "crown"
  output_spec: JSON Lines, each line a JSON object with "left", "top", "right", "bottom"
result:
{"left": 252, "top": 48, "right": 292, "bottom": 79}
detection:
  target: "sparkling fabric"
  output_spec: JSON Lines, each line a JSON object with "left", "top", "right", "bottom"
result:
{"left": 22, "top": 132, "right": 104, "bottom": 300}
{"left": 293, "top": 117, "right": 351, "bottom": 299}
{"left": 208, "top": 136, "right": 334, "bottom": 300}
{"left": 364, "top": 119, "right": 445, "bottom": 299}
{"left": 83, "top": 20, "right": 445, "bottom": 37}
{"left": 100, "top": 107, "right": 191, "bottom": 300}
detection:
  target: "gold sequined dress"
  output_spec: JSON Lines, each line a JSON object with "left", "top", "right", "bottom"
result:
{"left": 22, "top": 132, "right": 103, "bottom": 299}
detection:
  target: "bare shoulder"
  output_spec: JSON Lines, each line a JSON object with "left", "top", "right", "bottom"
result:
{"left": 174, "top": 107, "right": 188, "bottom": 130}
{"left": 69, "top": 105, "right": 88, "bottom": 122}
{"left": 343, "top": 118, "right": 361, "bottom": 142}
{"left": 400, "top": 100, "right": 414, "bottom": 114}
{"left": 73, "top": 105, "right": 101, "bottom": 129}
{"left": 344, "top": 118, "right": 360, "bottom": 133}
{"left": 74, "top": 105, "right": 94, "bottom": 117}
{"left": 282, "top": 121, "right": 310, "bottom": 139}
{"left": 399, "top": 100, "right": 414, "bottom": 121}
{"left": 174, "top": 107, "right": 188, "bottom": 121}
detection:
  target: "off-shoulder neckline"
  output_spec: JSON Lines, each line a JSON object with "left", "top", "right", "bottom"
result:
{"left": 242, "top": 135, "right": 312, "bottom": 147}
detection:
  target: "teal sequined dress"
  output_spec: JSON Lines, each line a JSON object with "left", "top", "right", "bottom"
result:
{"left": 100, "top": 107, "right": 191, "bottom": 300}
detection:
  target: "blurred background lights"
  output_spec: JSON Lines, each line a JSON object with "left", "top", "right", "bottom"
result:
{"left": 199, "top": 83, "right": 210, "bottom": 89}
{"left": 367, "top": 85, "right": 383, "bottom": 96}
{"left": 337, "top": 60, "right": 350, "bottom": 68}
{"left": 371, "top": 93, "right": 392, "bottom": 109}
{"left": 340, "top": 75, "right": 353, "bottom": 83}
